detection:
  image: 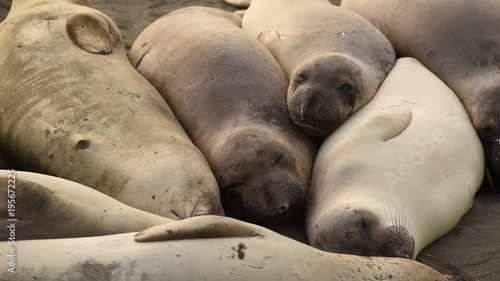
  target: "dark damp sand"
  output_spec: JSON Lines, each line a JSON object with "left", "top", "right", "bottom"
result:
{"left": 1, "top": 0, "right": 499, "bottom": 280}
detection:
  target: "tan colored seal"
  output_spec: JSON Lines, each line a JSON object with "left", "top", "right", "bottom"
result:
{"left": 0, "top": 170, "right": 171, "bottom": 240}
{"left": 341, "top": 0, "right": 500, "bottom": 190}
{"left": 306, "top": 58, "right": 484, "bottom": 258}
{"left": 230, "top": 0, "right": 395, "bottom": 138}
{"left": 0, "top": 0, "right": 223, "bottom": 219}
{"left": 129, "top": 7, "right": 317, "bottom": 224}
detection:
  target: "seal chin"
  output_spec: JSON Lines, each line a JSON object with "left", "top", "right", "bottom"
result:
{"left": 311, "top": 207, "right": 415, "bottom": 258}
{"left": 221, "top": 176, "right": 306, "bottom": 224}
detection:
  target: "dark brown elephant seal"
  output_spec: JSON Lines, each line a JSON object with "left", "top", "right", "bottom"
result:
{"left": 0, "top": 0, "right": 224, "bottom": 219}
{"left": 231, "top": 0, "right": 395, "bottom": 138}
{"left": 341, "top": 0, "right": 500, "bottom": 190}
{"left": 129, "top": 7, "right": 317, "bottom": 224}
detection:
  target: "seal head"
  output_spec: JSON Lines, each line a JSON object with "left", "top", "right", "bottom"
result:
{"left": 288, "top": 53, "right": 370, "bottom": 138}
{"left": 213, "top": 127, "right": 307, "bottom": 224}
{"left": 311, "top": 206, "right": 415, "bottom": 259}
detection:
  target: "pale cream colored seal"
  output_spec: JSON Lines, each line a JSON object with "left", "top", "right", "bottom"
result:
{"left": 341, "top": 0, "right": 500, "bottom": 190}
{"left": 306, "top": 58, "right": 484, "bottom": 258}
{"left": 0, "top": 216, "right": 447, "bottom": 280}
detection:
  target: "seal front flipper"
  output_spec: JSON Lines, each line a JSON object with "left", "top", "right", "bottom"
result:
{"left": 66, "top": 12, "right": 120, "bottom": 54}
{"left": 134, "top": 216, "right": 274, "bottom": 242}
{"left": 224, "top": 0, "right": 251, "bottom": 9}
{"left": 358, "top": 105, "right": 412, "bottom": 142}
{"left": 257, "top": 29, "right": 283, "bottom": 56}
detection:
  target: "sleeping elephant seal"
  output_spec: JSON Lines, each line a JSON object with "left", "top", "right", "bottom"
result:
{"left": 0, "top": 0, "right": 223, "bottom": 219}
{"left": 341, "top": 0, "right": 500, "bottom": 191}
{"left": 0, "top": 170, "right": 171, "bottom": 240}
{"left": 227, "top": 0, "right": 395, "bottom": 138}
{"left": 129, "top": 7, "right": 317, "bottom": 224}
{"left": 0, "top": 217, "right": 447, "bottom": 280}
{"left": 306, "top": 58, "right": 484, "bottom": 258}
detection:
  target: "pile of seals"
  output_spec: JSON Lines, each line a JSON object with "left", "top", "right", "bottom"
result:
{"left": 0, "top": 0, "right": 496, "bottom": 280}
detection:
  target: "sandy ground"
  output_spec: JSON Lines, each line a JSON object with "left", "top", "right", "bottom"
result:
{"left": 1, "top": 0, "right": 499, "bottom": 280}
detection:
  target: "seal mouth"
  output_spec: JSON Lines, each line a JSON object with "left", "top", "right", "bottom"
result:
{"left": 292, "top": 118, "right": 341, "bottom": 139}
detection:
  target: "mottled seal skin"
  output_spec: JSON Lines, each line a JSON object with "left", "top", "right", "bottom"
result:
{"left": 0, "top": 217, "right": 448, "bottom": 281}
{"left": 306, "top": 58, "right": 484, "bottom": 259}
{"left": 129, "top": 7, "right": 317, "bottom": 224}
{"left": 0, "top": 0, "right": 224, "bottom": 220}
{"left": 0, "top": 170, "right": 172, "bottom": 240}
{"left": 238, "top": 0, "right": 395, "bottom": 138}
{"left": 341, "top": 0, "right": 500, "bottom": 190}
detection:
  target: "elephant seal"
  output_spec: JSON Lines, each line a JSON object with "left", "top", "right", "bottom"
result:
{"left": 129, "top": 7, "right": 317, "bottom": 224}
{"left": 341, "top": 0, "right": 500, "bottom": 190}
{"left": 0, "top": 217, "right": 447, "bottom": 280}
{"left": 0, "top": 0, "right": 224, "bottom": 219}
{"left": 0, "top": 170, "right": 171, "bottom": 240}
{"left": 306, "top": 58, "right": 484, "bottom": 258}
{"left": 230, "top": 0, "right": 395, "bottom": 138}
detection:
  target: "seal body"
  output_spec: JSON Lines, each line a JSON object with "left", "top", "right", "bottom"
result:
{"left": 306, "top": 58, "right": 484, "bottom": 258}
{"left": 0, "top": 170, "right": 171, "bottom": 240}
{"left": 240, "top": 0, "right": 395, "bottom": 138}
{"left": 129, "top": 7, "right": 317, "bottom": 224}
{"left": 341, "top": 0, "right": 500, "bottom": 188}
{"left": 0, "top": 0, "right": 223, "bottom": 219}
{"left": 0, "top": 218, "right": 447, "bottom": 280}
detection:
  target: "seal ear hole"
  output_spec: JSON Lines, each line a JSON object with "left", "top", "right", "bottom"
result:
{"left": 76, "top": 140, "right": 91, "bottom": 150}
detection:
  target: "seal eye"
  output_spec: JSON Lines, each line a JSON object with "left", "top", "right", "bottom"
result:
{"left": 273, "top": 154, "right": 285, "bottom": 166}
{"left": 399, "top": 249, "right": 410, "bottom": 259}
{"left": 296, "top": 74, "right": 308, "bottom": 83}
{"left": 337, "top": 84, "right": 354, "bottom": 93}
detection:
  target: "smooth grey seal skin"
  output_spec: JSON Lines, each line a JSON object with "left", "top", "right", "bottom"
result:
{"left": 233, "top": 0, "right": 396, "bottom": 139}
{"left": 306, "top": 58, "right": 483, "bottom": 259}
{"left": 0, "top": 0, "right": 224, "bottom": 220}
{"left": 341, "top": 0, "right": 500, "bottom": 191}
{"left": 129, "top": 7, "right": 318, "bottom": 224}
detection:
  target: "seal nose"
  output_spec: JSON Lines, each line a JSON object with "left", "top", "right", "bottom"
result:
{"left": 299, "top": 91, "right": 324, "bottom": 120}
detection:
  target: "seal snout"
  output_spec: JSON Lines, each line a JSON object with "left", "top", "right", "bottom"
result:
{"left": 312, "top": 207, "right": 415, "bottom": 258}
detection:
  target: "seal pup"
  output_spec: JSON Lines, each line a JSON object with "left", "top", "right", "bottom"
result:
{"left": 0, "top": 170, "right": 171, "bottom": 240}
{"left": 0, "top": 0, "right": 224, "bottom": 219}
{"left": 226, "top": 0, "right": 395, "bottom": 138}
{"left": 341, "top": 0, "right": 500, "bottom": 191}
{"left": 129, "top": 7, "right": 317, "bottom": 224}
{"left": 306, "top": 58, "right": 484, "bottom": 258}
{"left": 0, "top": 216, "right": 447, "bottom": 280}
